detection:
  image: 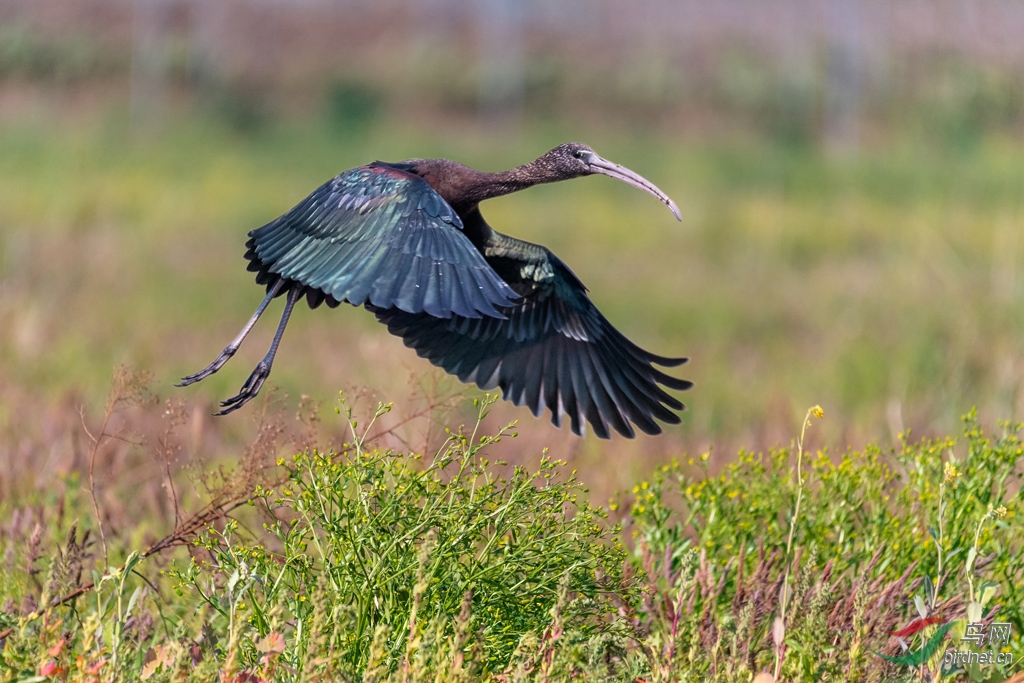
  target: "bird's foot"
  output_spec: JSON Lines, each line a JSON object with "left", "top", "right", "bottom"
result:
{"left": 214, "top": 360, "right": 271, "bottom": 416}
{"left": 176, "top": 348, "right": 236, "bottom": 387}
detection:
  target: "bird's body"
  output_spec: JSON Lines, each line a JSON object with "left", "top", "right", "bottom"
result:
{"left": 179, "top": 143, "right": 691, "bottom": 438}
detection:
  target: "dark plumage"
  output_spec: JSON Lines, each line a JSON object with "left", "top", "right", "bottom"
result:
{"left": 178, "top": 143, "right": 692, "bottom": 438}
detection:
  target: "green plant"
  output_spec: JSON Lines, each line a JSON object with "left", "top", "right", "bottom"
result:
{"left": 169, "top": 393, "right": 633, "bottom": 678}
{"left": 2, "top": 387, "right": 1021, "bottom": 682}
{"left": 874, "top": 412, "right": 1021, "bottom": 682}
{"left": 622, "top": 409, "right": 1022, "bottom": 682}
{"left": 774, "top": 404, "right": 824, "bottom": 680}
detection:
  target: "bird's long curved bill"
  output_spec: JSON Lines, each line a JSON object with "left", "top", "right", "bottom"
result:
{"left": 587, "top": 154, "right": 682, "bottom": 221}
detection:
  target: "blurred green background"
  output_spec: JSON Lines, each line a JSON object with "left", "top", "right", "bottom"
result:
{"left": 1, "top": 0, "right": 1023, "bottom": 501}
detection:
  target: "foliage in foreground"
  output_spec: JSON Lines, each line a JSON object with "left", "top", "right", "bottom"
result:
{"left": 628, "top": 408, "right": 1022, "bottom": 682}
{"left": 0, "top": 396, "right": 1021, "bottom": 682}
{"left": 169, "top": 398, "right": 632, "bottom": 678}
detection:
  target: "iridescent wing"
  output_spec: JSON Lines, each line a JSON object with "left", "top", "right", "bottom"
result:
{"left": 371, "top": 237, "right": 691, "bottom": 438}
{"left": 245, "top": 163, "right": 520, "bottom": 318}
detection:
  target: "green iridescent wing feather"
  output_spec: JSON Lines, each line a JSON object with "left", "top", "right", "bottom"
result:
{"left": 245, "top": 163, "right": 520, "bottom": 318}
{"left": 371, "top": 238, "right": 691, "bottom": 438}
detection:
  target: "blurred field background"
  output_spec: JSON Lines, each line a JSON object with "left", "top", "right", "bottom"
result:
{"left": 1, "top": 0, "right": 1024, "bottom": 514}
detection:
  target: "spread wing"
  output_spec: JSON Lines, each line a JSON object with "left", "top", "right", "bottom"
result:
{"left": 244, "top": 163, "right": 520, "bottom": 318}
{"left": 369, "top": 235, "right": 691, "bottom": 438}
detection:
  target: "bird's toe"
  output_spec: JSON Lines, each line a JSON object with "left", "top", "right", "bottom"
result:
{"left": 176, "top": 373, "right": 205, "bottom": 387}
{"left": 213, "top": 362, "right": 271, "bottom": 415}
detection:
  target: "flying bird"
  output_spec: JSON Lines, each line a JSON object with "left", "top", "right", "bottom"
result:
{"left": 178, "top": 143, "right": 692, "bottom": 438}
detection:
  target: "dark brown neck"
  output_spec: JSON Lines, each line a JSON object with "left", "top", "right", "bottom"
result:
{"left": 452, "top": 164, "right": 544, "bottom": 208}
{"left": 414, "top": 159, "right": 548, "bottom": 210}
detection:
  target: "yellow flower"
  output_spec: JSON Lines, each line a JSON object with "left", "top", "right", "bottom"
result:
{"left": 810, "top": 405, "right": 824, "bottom": 419}
{"left": 989, "top": 504, "right": 1008, "bottom": 519}
{"left": 943, "top": 461, "right": 962, "bottom": 487}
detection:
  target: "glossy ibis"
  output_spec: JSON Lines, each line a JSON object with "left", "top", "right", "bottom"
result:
{"left": 178, "top": 143, "right": 691, "bottom": 438}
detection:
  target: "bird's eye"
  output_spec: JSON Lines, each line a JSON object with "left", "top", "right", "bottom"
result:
{"left": 574, "top": 149, "right": 586, "bottom": 159}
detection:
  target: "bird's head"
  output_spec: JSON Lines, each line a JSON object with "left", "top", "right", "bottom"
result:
{"left": 536, "top": 143, "right": 681, "bottom": 221}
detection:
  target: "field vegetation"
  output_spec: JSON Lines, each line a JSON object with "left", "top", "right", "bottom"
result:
{"left": 0, "top": 385, "right": 1020, "bottom": 681}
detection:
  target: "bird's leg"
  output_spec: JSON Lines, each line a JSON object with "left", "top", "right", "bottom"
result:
{"left": 177, "top": 279, "right": 285, "bottom": 387}
{"left": 215, "top": 284, "right": 302, "bottom": 416}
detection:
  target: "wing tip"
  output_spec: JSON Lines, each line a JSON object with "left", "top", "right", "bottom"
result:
{"left": 662, "top": 377, "right": 694, "bottom": 392}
